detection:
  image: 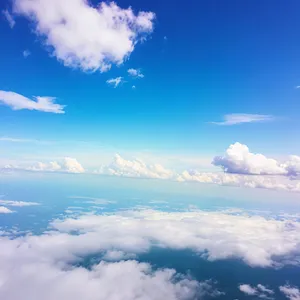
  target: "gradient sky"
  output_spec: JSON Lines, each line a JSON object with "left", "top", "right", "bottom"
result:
{"left": 1, "top": 0, "right": 300, "bottom": 186}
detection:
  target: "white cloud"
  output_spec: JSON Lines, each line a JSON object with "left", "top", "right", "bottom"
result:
{"left": 51, "top": 209, "right": 300, "bottom": 267}
{"left": 128, "top": 68, "right": 144, "bottom": 78}
{"left": 97, "top": 154, "right": 175, "bottom": 180}
{"left": 0, "top": 200, "right": 40, "bottom": 207}
{"left": 0, "top": 206, "right": 13, "bottom": 214}
{"left": 0, "top": 137, "right": 36, "bottom": 143}
{"left": 3, "top": 10, "right": 15, "bottom": 28}
{"left": 13, "top": 0, "right": 155, "bottom": 72}
{"left": 239, "top": 284, "right": 257, "bottom": 295}
{"left": 132, "top": 85, "right": 136, "bottom": 89}
{"left": 0, "top": 216, "right": 223, "bottom": 300}
{"left": 23, "top": 49, "right": 31, "bottom": 57}
{"left": 280, "top": 285, "right": 300, "bottom": 300}
{"left": 106, "top": 77, "right": 124, "bottom": 88}
{"left": 213, "top": 142, "right": 300, "bottom": 176}
{"left": 6, "top": 157, "right": 84, "bottom": 174}
{"left": 212, "top": 114, "right": 274, "bottom": 126}
{"left": 239, "top": 284, "right": 274, "bottom": 298}
{"left": 102, "top": 250, "right": 136, "bottom": 261}
{"left": 0, "top": 91, "right": 65, "bottom": 113}
{"left": 178, "top": 170, "right": 300, "bottom": 192}
{"left": 94, "top": 154, "right": 300, "bottom": 193}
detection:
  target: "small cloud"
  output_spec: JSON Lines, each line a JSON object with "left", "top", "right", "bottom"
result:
{"left": 128, "top": 68, "right": 144, "bottom": 78}
{"left": 296, "top": 86, "right": 300, "bottom": 89}
{"left": 3, "top": 10, "right": 15, "bottom": 28}
{"left": 23, "top": 50, "right": 31, "bottom": 58}
{"left": 0, "top": 90, "right": 65, "bottom": 113}
{"left": 0, "top": 206, "right": 13, "bottom": 214}
{"left": 211, "top": 113, "right": 274, "bottom": 126}
{"left": 239, "top": 284, "right": 274, "bottom": 298}
{"left": 132, "top": 85, "right": 136, "bottom": 89}
{"left": 0, "top": 200, "right": 40, "bottom": 207}
{"left": 164, "top": 36, "right": 167, "bottom": 40}
{"left": 106, "top": 77, "right": 124, "bottom": 88}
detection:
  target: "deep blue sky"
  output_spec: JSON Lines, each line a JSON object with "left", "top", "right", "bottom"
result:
{"left": 1, "top": 0, "right": 300, "bottom": 158}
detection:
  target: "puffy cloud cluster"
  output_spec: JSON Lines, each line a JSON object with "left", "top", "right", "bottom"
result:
{"left": 13, "top": 0, "right": 155, "bottom": 72}
{"left": 6, "top": 157, "right": 84, "bottom": 174}
{"left": 49, "top": 209, "right": 300, "bottom": 267}
{"left": 213, "top": 143, "right": 300, "bottom": 176}
{"left": 97, "top": 154, "right": 300, "bottom": 193}
{"left": 239, "top": 284, "right": 274, "bottom": 298}
{"left": 280, "top": 285, "right": 300, "bottom": 300}
{"left": 97, "top": 154, "right": 175, "bottom": 180}
{"left": 0, "top": 91, "right": 64, "bottom": 113}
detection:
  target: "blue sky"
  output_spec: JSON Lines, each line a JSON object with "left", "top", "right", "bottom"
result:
{"left": 1, "top": 0, "right": 300, "bottom": 194}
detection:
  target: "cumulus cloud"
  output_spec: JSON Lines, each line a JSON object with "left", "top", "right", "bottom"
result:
{"left": 0, "top": 200, "right": 40, "bottom": 207}
{"left": 6, "top": 157, "right": 84, "bottom": 174}
{"left": 97, "top": 154, "right": 175, "bottom": 180}
{"left": 0, "top": 91, "right": 64, "bottom": 113}
{"left": 128, "top": 68, "right": 144, "bottom": 78}
{"left": 51, "top": 209, "right": 300, "bottom": 267}
{"left": 280, "top": 285, "right": 300, "bottom": 300}
{"left": 239, "top": 284, "right": 274, "bottom": 298}
{"left": 106, "top": 77, "right": 124, "bottom": 88}
{"left": 0, "top": 206, "right": 13, "bottom": 214}
{"left": 13, "top": 0, "right": 155, "bottom": 72}
{"left": 212, "top": 114, "right": 274, "bottom": 126}
{"left": 3, "top": 9, "right": 15, "bottom": 28}
{"left": 213, "top": 142, "right": 300, "bottom": 176}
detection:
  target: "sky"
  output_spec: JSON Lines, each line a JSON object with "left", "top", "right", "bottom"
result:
{"left": 2, "top": 1, "right": 300, "bottom": 299}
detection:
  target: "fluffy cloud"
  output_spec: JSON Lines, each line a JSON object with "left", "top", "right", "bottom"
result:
{"left": 6, "top": 157, "right": 84, "bottom": 174}
{"left": 96, "top": 154, "right": 300, "bottom": 192}
{"left": 213, "top": 142, "right": 300, "bottom": 176}
{"left": 13, "top": 0, "right": 155, "bottom": 72}
{"left": 128, "top": 68, "right": 144, "bottom": 78}
{"left": 0, "top": 206, "right": 13, "bottom": 214}
{"left": 280, "top": 285, "right": 300, "bottom": 300}
{"left": 0, "top": 91, "right": 64, "bottom": 113}
{"left": 239, "top": 284, "right": 274, "bottom": 298}
{"left": 51, "top": 209, "right": 300, "bottom": 267}
{"left": 0, "top": 213, "right": 225, "bottom": 300}
{"left": 212, "top": 114, "right": 273, "bottom": 126}
{"left": 0, "top": 200, "right": 39, "bottom": 207}
{"left": 97, "top": 154, "right": 175, "bottom": 180}
{"left": 106, "top": 77, "right": 124, "bottom": 88}
{"left": 3, "top": 10, "right": 15, "bottom": 28}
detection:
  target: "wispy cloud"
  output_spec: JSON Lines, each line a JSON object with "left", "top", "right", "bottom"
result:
{"left": 23, "top": 50, "right": 31, "bottom": 58}
{"left": 128, "top": 68, "right": 144, "bottom": 78}
{"left": 106, "top": 77, "right": 124, "bottom": 88}
{"left": 211, "top": 114, "right": 274, "bottom": 126}
{"left": 0, "top": 91, "right": 65, "bottom": 113}
{"left": 2, "top": 10, "right": 15, "bottom": 28}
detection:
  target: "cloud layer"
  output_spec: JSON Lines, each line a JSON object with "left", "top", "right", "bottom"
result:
{"left": 50, "top": 209, "right": 300, "bottom": 267}
{"left": 0, "top": 91, "right": 64, "bottom": 113}
{"left": 13, "top": 0, "right": 155, "bottom": 72}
